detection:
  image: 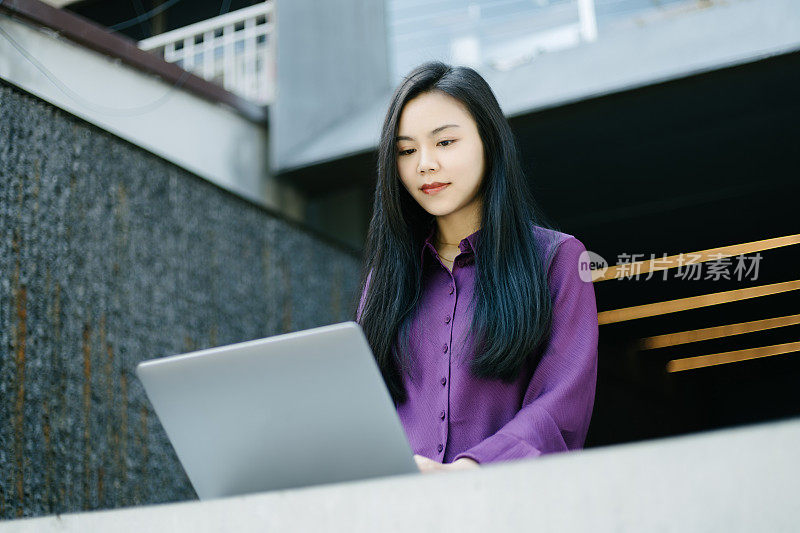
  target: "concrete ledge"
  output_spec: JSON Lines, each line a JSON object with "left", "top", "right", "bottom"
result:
{"left": 5, "top": 417, "right": 799, "bottom": 532}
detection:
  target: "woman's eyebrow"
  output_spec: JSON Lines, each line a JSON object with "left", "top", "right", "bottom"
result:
{"left": 395, "top": 124, "right": 460, "bottom": 142}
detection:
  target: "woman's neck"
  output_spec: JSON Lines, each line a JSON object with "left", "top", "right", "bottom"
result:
{"left": 434, "top": 204, "right": 482, "bottom": 246}
{"left": 433, "top": 214, "right": 480, "bottom": 271}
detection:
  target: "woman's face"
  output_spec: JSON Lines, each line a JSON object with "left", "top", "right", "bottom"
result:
{"left": 395, "top": 91, "right": 485, "bottom": 220}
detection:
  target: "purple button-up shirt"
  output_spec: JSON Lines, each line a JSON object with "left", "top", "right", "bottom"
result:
{"left": 358, "top": 223, "right": 598, "bottom": 465}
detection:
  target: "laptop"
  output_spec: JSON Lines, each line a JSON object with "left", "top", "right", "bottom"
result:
{"left": 135, "top": 321, "right": 419, "bottom": 500}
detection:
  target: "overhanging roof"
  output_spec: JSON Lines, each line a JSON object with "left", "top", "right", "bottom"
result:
{"left": 278, "top": 0, "right": 800, "bottom": 174}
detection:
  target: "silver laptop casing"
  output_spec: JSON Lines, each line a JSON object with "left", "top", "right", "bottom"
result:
{"left": 136, "top": 321, "right": 418, "bottom": 499}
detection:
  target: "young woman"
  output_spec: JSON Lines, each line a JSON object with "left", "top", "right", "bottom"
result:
{"left": 355, "top": 61, "right": 598, "bottom": 474}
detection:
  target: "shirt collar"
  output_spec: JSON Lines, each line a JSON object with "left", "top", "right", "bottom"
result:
{"left": 420, "top": 223, "right": 481, "bottom": 266}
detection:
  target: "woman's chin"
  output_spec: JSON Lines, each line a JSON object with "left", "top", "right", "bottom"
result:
{"left": 422, "top": 205, "right": 456, "bottom": 217}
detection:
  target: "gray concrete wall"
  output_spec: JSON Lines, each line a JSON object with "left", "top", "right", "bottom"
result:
{"left": 269, "top": 0, "right": 391, "bottom": 172}
{"left": 0, "top": 79, "right": 362, "bottom": 520}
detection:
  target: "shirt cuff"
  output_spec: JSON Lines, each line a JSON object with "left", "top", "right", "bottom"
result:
{"left": 452, "top": 433, "right": 544, "bottom": 465}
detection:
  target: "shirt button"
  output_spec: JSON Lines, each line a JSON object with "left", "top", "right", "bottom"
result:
{"left": 440, "top": 377, "right": 447, "bottom": 386}
{"left": 442, "top": 344, "right": 448, "bottom": 353}
{"left": 439, "top": 410, "right": 446, "bottom": 420}
{"left": 445, "top": 315, "right": 451, "bottom": 324}
{"left": 449, "top": 285, "right": 454, "bottom": 295}
{"left": 437, "top": 444, "right": 443, "bottom": 453}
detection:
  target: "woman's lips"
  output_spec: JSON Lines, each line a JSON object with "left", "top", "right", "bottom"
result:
{"left": 421, "top": 183, "right": 450, "bottom": 195}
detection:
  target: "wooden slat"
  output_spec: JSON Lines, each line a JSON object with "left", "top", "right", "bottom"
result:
{"left": 639, "top": 314, "right": 800, "bottom": 349}
{"left": 594, "top": 234, "right": 800, "bottom": 282}
{"left": 667, "top": 341, "right": 800, "bottom": 372}
{"left": 597, "top": 280, "right": 800, "bottom": 325}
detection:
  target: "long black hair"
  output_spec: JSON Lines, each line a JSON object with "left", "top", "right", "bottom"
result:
{"left": 355, "top": 60, "right": 561, "bottom": 406}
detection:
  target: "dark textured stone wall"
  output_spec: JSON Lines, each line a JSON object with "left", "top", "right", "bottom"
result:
{"left": 0, "top": 80, "right": 362, "bottom": 519}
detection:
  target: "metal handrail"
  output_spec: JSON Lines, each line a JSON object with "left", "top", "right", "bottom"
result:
{"left": 138, "top": 1, "right": 275, "bottom": 105}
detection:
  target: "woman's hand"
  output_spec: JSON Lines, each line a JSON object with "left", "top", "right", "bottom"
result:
{"left": 414, "top": 454, "right": 480, "bottom": 473}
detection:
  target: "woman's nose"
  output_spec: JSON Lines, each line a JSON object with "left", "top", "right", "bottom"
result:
{"left": 417, "top": 149, "right": 439, "bottom": 173}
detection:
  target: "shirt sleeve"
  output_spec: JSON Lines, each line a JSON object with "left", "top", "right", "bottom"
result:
{"left": 452, "top": 236, "right": 599, "bottom": 465}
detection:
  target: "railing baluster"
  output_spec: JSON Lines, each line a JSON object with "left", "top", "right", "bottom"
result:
{"left": 137, "top": 1, "right": 275, "bottom": 105}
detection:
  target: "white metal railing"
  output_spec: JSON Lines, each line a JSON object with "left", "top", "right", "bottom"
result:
{"left": 138, "top": 1, "right": 275, "bottom": 105}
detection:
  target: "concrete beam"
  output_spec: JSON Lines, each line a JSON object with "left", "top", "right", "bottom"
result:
{"left": 4, "top": 416, "right": 799, "bottom": 532}
{"left": 269, "top": 0, "right": 391, "bottom": 173}
{"left": 279, "top": 0, "right": 800, "bottom": 173}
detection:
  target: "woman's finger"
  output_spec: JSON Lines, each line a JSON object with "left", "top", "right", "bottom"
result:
{"left": 414, "top": 454, "right": 446, "bottom": 473}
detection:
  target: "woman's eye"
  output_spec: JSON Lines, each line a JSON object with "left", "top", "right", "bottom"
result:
{"left": 397, "top": 140, "right": 455, "bottom": 156}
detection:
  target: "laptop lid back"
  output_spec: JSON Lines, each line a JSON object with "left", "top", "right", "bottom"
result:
{"left": 136, "top": 321, "right": 417, "bottom": 499}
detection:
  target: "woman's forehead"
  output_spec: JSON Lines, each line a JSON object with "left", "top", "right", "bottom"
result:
{"left": 398, "top": 93, "right": 474, "bottom": 137}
